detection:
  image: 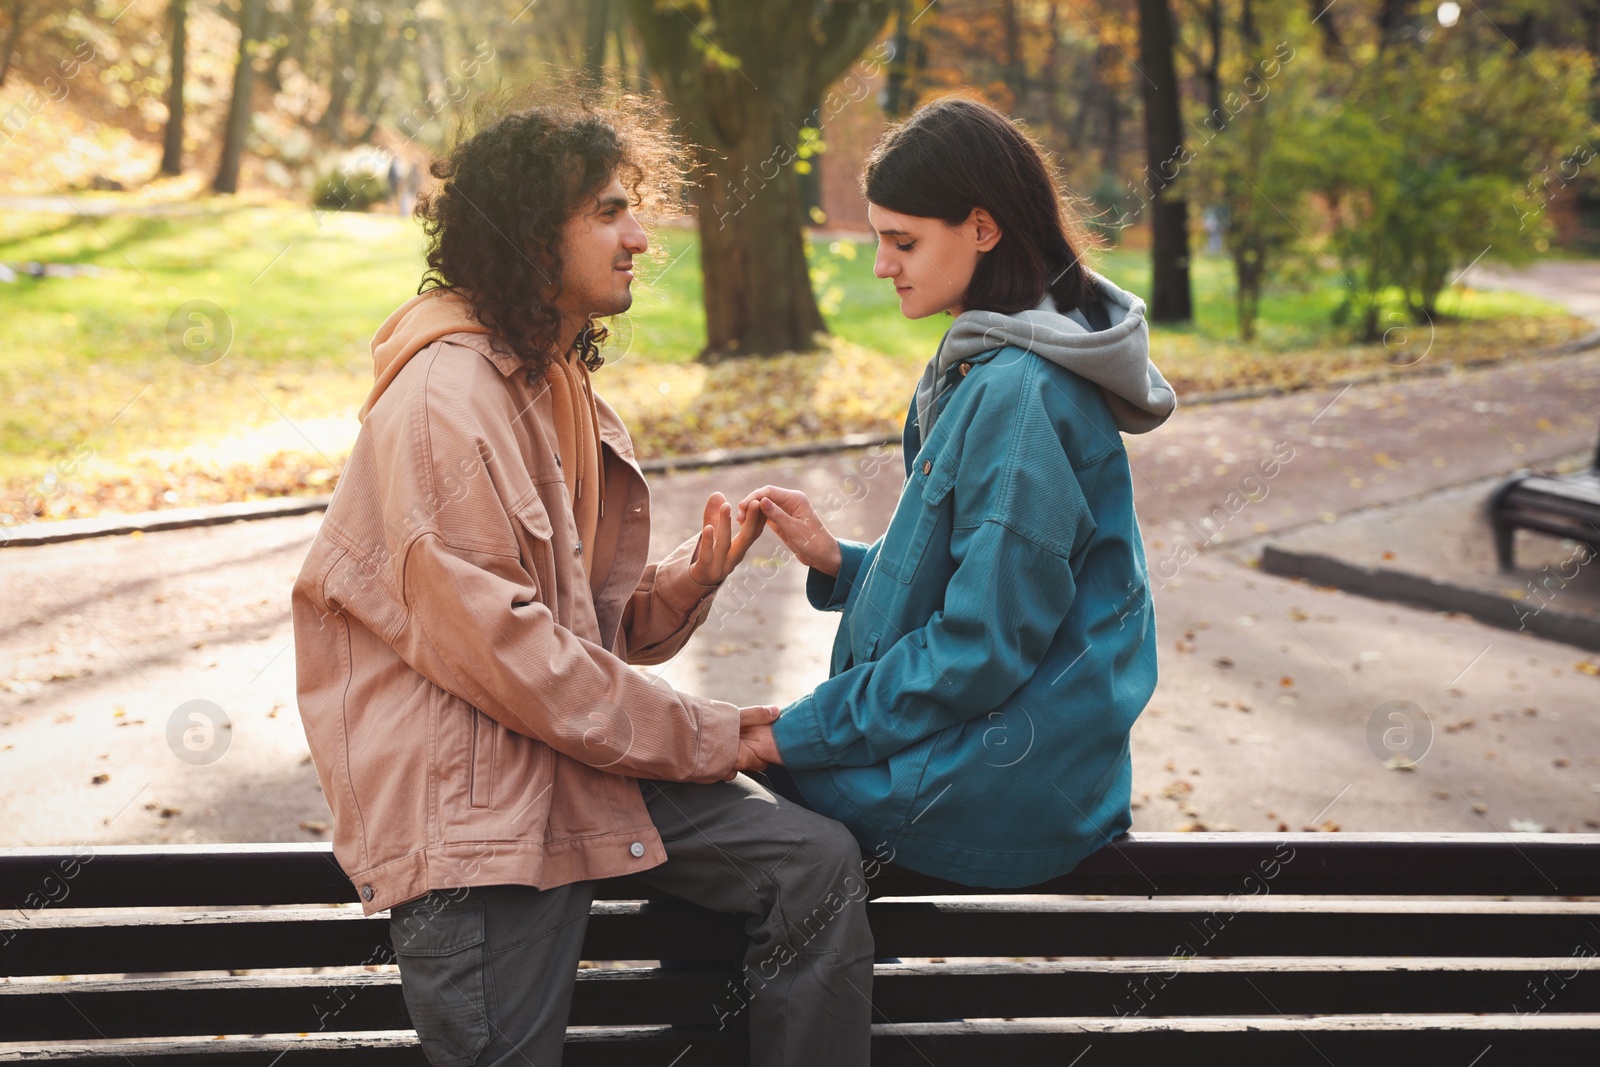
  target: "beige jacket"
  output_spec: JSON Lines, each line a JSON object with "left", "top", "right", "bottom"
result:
{"left": 292, "top": 324, "right": 741, "bottom": 916}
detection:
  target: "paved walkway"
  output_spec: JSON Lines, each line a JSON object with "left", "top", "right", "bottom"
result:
{"left": 0, "top": 195, "right": 219, "bottom": 217}
{"left": 4, "top": 289, "right": 1600, "bottom": 846}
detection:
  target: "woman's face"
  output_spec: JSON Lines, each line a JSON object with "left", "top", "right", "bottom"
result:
{"left": 867, "top": 202, "right": 1002, "bottom": 319}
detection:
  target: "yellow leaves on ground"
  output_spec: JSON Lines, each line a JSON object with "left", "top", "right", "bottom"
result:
{"left": 6, "top": 338, "right": 919, "bottom": 521}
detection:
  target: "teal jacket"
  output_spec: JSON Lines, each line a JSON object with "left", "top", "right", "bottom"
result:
{"left": 770, "top": 333, "right": 1163, "bottom": 887}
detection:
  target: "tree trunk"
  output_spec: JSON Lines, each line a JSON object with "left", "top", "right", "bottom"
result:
{"left": 213, "top": 0, "right": 265, "bottom": 194}
{"left": 1309, "top": 0, "right": 1343, "bottom": 55}
{"left": 1001, "top": 0, "right": 1024, "bottom": 104}
{"left": 1204, "top": 0, "right": 1222, "bottom": 118}
{"left": 583, "top": 0, "right": 610, "bottom": 86}
{"left": 626, "top": 0, "right": 891, "bottom": 357}
{"left": 1234, "top": 240, "right": 1264, "bottom": 341}
{"left": 352, "top": 16, "right": 387, "bottom": 123}
{"left": 1376, "top": 0, "right": 1413, "bottom": 50}
{"left": 1043, "top": 0, "right": 1067, "bottom": 134}
{"left": 160, "top": 0, "right": 187, "bottom": 175}
{"left": 693, "top": 95, "right": 827, "bottom": 357}
{"left": 1136, "top": 0, "right": 1192, "bottom": 321}
{"left": 318, "top": 15, "right": 355, "bottom": 140}
{"left": 884, "top": 0, "right": 912, "bottom": 116}
{"left": 1098, "top": 47, "right": 1120, "bottom": 172}
{"left": 0, "top": 0, "right": 27, "bottom": 89}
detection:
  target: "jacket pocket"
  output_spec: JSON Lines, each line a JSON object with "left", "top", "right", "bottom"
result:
{"left": 877, "top": 458, "right": 956, "bottom": 584}
{"left": 468, "top": 709, "right": 495, "bottom": 810}
{"left": 513, "top": 497, "right": 556, "bottom": 578}
{"left": 389, "top": 897, "right": 490, "bottom": 1066}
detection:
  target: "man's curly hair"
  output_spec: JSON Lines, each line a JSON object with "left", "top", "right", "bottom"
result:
{"left": 415, "top": 84, "right": 683, "bottom": 375}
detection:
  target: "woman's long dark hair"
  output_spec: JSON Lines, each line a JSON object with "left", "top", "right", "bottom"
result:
{"left": 863, "top": 96, "right": 1099, "bottom": 315}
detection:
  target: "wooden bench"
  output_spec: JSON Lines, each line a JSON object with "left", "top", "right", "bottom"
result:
{"left": 1489, "top": 426, "right": 1600, "bottom": 570}
{"left": 3, "top": 833, "right": 1598, "bottom": 1064}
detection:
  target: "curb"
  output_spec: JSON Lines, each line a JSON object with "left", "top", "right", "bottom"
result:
{"left": 7, "top": 330, "right": 1600, "bottom": 550}
{"left": 635, "top": 431, "right": 901, "bottom": 473}
{"left": 1258, "top": 543, "right": 1600, "bottom": 653}
{"left": 0, "top": 495, "right": 334, "bottom": 549}
{"left": 1176, "top": 326, "right": 1600, "bottom": 407}
{"left": 0, "top": 434, "right": 902, "bottom": 550}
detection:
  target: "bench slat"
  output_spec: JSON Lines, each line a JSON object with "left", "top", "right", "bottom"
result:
{"left": 6, "top": 834, "right": 1598, "bottom": 908}
{"left": 0, "top": 1027, "right": 733, "bottom": 1065}
{"left": 1504, "top": 472, "right": 1600, "bottom": 508}
{"left": 869, "top": 1015, "right": 1600, "bottom": 1066}
{"left": 6, "top": 1016, "right": 1600, "bottom": 1066}
{"left": 0, "top": 905, "right": 743, "bottom": 979}
{"left": 4, "top": 900, "right": 1594, "bottom": 978}
{"left": 867, "top": 899, "right": 1598, "bottom": 959}
{"left": 4, "top": 958, "right": 1599, "bottom": 1041}
{"left": 0, "top": 968, "right": 736, "bottom": 1040}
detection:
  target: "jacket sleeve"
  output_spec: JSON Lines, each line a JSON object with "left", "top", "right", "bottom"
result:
{"left": 771, "top": 362, "right": 1094, "bottom": 769}
{"left": 620, "top": 533, "right": 722, "bottom": 666}
{"left": 394, "top": 529, "right": 740, "bottom": 782}
{"left": 804, "top": 540, "right": 872, "bottom": 612}
{"left": 366, "top": 379, "right": 739, "bottom": 783}
{"left": 771, "top": 518, "right": 1078, "bottom": 768}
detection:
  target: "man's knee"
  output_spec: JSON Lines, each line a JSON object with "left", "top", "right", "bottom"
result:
{"left": 788, "top": 813, "right": 868, "bottom": 904}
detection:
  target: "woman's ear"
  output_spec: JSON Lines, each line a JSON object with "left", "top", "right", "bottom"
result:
{"left": 970, "top": 207, "right": 1003, "bottom": 253}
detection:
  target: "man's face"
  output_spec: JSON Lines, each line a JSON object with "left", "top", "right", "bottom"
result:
{"left": 552, "top": 174, "right": 649, "bottom": 336}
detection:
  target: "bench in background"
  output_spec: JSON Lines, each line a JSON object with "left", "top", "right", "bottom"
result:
{"left": 1489, "top": 424, "right": 1600, "bottom": 570}
{"left": 2, "top": 832, "right": 1598, "bottom": 1065}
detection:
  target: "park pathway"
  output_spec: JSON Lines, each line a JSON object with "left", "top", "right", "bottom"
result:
{"left": 3, "top": 269, "right": 1600, "bottom": 846}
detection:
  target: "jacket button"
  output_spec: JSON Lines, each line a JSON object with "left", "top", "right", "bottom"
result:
{"left": 629, "top": 841, "right": 645, "bottom": 858}
{"left": 959, "top": 362, "right": 971, "bottom": 376}
{"left": 922, "top": 460, "right": 932, "bottom": 475}
{"left": 574, "top": 542, "right": 583, "bottom": 556}
{"left": 360, "top": 884, "right": 374, "bottom": 902}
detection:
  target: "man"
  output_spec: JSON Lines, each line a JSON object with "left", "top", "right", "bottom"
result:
{"left": 290, "top": 94, "right": 873, "bottom": 1066}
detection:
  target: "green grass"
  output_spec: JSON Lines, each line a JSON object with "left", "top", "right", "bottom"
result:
{"left": 0, "top": 203, "right": 1589, "bottom": 518}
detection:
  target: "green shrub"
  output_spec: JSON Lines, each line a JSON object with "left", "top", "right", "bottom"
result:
{"left": 310, "top": 151, "right": 391, "bottom": 212}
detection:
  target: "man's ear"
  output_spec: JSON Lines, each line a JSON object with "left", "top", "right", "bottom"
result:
{"left": 970, "top": 207, "right": 1003, "bottom": 253}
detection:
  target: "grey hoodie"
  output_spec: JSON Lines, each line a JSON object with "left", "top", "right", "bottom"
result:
{"left": 913, "top": 269, "right": 1177, "bottom": 441}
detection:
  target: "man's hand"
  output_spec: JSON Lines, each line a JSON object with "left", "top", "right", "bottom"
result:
{"left": 725, "top": 705, "right": 783, "bottom": 781}
{"left": 689, "top": 491, "right": 766, "bottom": 586}
{"left": 735, "top": 485, "right": 842, "bottom": 577}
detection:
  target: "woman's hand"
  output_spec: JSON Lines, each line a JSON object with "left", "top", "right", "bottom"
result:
{"left": 725, "top": 705, "right": 784, "bottom": 780}
{"left": 736, "top": 485, "right": 842, "bottom": 577}
{"left": 689, "top": 491, "right": 766, "bottom": 586}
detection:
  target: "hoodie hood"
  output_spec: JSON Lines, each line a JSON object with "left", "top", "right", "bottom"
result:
{"left": 360, "top": 288, "right": 495, "bottom": 423}
{"left": 913, "top": 269, "right": 1177, "bottom": 442}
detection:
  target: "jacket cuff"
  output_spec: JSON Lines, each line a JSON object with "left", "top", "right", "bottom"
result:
{"left": 771, "top": 693, "right": 836, "bottom": 770}
{"left": 686, "top": 693, "right": 741, "bottom": 780}
{"left": 806, "top": 540, "right": 870, "bottom": 612}
{"left": 654, "top": 536, "right": 723, "bottom": 616}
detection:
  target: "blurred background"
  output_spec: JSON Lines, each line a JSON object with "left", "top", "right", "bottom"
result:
{"left": 3, "top": 0, "right": 1599, "bottom": 846}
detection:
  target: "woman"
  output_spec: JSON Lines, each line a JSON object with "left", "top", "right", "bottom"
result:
{"left": 740, "top": 97, "right": 1176, "bottom": 888}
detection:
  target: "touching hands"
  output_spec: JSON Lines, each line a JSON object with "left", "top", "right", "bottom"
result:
{"left": 727, "top": 705, "right": 784, "bottom": 780}
{"left": 688, "top": 491, "right": 767, "bottom": 585}
{"left": 735, "top": 485, "right": 843, "bottom": 577}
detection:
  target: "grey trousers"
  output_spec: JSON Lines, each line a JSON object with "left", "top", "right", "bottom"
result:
{"left": 387, "top": 773, "right": 876, "bottom": 1067}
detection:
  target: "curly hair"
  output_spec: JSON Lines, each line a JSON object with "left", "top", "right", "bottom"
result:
{"left": 415, "top": 83, "right": 684, "bottom": 375}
